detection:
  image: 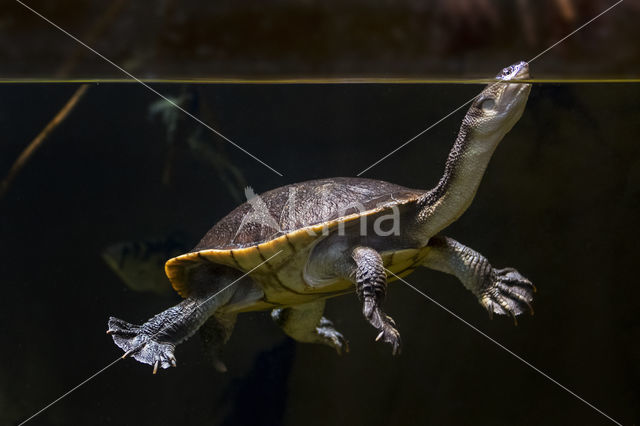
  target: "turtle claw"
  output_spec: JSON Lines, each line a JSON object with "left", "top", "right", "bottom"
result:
{"left": 363, "top": 304, "right": 402, "bottom": 355}
{"left": 316, "top": 317, "right": 349, "bottom": 355}
{"left": 122, "top": 348, "right": 139, "bottom": 359}
{"left": 108, "top": 316, "right": 177, "bottom": 373}
{"left": 370, "top": 312, "right": 401, "bottom": 355}
{"left": 376, "top": 321, "right": 401, "bottom": 356}
{"left": 480, "top": 267, "right": 535, "bottom": 320}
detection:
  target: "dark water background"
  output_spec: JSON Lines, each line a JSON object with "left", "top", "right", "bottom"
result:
{"left": 2, "top": 0, "right": 639, "bottom": 424}
{"left": 1, "top": 81, "right": 638, "bottom": 425}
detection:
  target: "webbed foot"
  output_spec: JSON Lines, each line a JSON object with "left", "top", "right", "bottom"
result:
{"left": 107, "top": 317, "right": 177, "bottom": 374}
{"left": 316, "top": 317, "right": 350, "bottom": 355}
{"left": 479, "top": 267, "right": 535, "bottom": 324}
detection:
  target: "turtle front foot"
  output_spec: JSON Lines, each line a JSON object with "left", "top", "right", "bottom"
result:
{"left": 364, "top": 302, "right": 401, "bottom": 355}
{"left": 479, "top": 267, "right": 536, "bottom": 324}
{"left": 107, "top": 317, "right": 177, "bottom": 374}
{"left": 373, "top": 314, "right": 402, "bottom": 356}
{"left": 316, "top": 317, "right": 350, "bottom": 355}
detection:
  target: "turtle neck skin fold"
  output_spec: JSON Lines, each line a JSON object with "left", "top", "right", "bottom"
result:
{"left": 415, "top": 61, "right": 531, "bottom": 241}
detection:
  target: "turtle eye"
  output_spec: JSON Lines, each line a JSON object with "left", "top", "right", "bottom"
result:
{"left": 480, "top": 98, "right": 496, "bottom": 112}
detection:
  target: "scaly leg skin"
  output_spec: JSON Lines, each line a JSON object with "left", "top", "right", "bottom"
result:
{"left": 107, "top": 267, "right": 240, "bottom": 374}
{"left": 351, "top": 246, "right": 401, "bottom": 355}
{"left": 107, "top": 316, "right": 178, "bottom": 372}
{"left": 272, "top": 299, "right": 349, "bottom": 354}
{"left": 423, "top": 236, "right": 535, "bottom": 323}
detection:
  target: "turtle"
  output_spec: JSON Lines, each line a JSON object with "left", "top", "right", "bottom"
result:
{"left": 108, "top": 61, "right": 535, "bottom": 373}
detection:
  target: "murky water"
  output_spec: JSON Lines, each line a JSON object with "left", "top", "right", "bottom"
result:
{"left": 1, "top": 81, "right": 638, "bottom": 425}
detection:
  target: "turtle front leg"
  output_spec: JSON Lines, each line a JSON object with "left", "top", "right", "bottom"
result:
{"left": 351, "top": 246, "right": 401, "bottom": 355}
{"left": 107, "top": 273, "right": 239, "bottom": 373}
{"left": 423, "top": 236, "right": 535, "bottom": 322}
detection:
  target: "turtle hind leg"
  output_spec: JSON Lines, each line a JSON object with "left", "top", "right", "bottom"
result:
{"left": 199, "top": 313, "right": 237, "bottom": 372}
{"left": 107, "top": 317, "right": 177, "bottom": 373}
{"left": 316, "top": 317, "right": 349, "bottom": 354}
{"left": 107, "top": 265, "right": 244, "bottom": 373}
{"left": 271, "top": 299, "right": 349, "bottom": 355}
{"left": 107, "top": 294, "right": 233, "bottom": 374}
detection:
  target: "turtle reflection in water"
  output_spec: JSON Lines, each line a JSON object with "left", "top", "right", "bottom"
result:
{"left": 108, "top": 61, "right": 535, "bottom": 373}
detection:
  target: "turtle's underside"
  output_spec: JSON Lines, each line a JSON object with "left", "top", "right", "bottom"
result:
{"left": 108, "top": 61, "right": 535, "bottom": 373}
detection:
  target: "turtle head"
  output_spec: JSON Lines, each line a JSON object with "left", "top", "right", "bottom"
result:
{"left": 465, "top": 61, "right": 531, "bottom": 140}
{"left": 415, "top": 62, "right": 532, "bottom": 236}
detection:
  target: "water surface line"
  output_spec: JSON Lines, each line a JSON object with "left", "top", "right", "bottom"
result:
{"left": 1, "top": 78, "right": 638, "bottom": 84}
{"left": 357, "top": 0, "right": 624, "bottom": 176}
{"left": 14, "top": 0, "right": 283, "bottom": 177}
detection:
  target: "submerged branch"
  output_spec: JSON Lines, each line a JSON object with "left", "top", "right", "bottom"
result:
{"left": 1, "top": 1, "right": 127, "bottom": 201}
